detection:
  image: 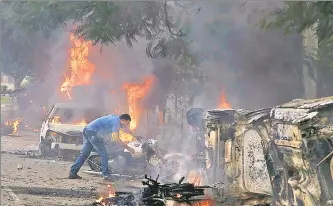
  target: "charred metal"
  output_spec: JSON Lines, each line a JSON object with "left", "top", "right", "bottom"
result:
{"left": 205, "top": 96, "right": 333, "bottom": 205}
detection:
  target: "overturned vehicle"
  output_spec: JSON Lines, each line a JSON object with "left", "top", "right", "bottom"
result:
{"left": 205, "top": 96, "right": 333, "bottom": 205}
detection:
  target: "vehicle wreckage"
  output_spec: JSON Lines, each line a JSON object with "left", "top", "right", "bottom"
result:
{"left": 204, "top": 96, "right": 333, "bottom": 205}
{"left": 39, "top": 103, "right": 102, "bottom": 158}
{"left": 92, "top": 175, "right": 210, "bottom": 206}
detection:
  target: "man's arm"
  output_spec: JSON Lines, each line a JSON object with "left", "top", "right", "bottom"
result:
{"left": 111, "top": 118, "right": 135, "bottom": 153}
{"left": 112, "top": 132, "right": 133, "bottom": 151}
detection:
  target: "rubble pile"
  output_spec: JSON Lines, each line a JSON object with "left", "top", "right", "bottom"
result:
{"left": 92, "top": 175, "right": 211, "bottom": 206}
{"left": 92, "top": 192, "right": 136, "bottom": 206}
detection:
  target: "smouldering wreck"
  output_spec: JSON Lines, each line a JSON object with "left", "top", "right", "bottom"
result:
{"left": 205, "top": 96, "right": 333, "bottom": 205}
{"left": 39, "top": 103, "right": 101, "bottom": 157}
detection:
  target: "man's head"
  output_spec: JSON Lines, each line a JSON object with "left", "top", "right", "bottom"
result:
{"left": 119, "top": 113, "right": 131, "bottom": 127}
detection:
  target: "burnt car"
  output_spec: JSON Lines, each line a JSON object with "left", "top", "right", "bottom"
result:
{"left": 39, "top": 103, "right": 102, "bottom": 157}
{"left": 205, "top": 96, "right": 333, "bottom": 205}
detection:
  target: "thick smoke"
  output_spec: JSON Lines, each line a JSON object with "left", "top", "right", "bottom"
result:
{"left": 184, "top": 1, "right": 303, "bottom": 110}
{"left": 20, "top": 2, "right": 305, "bottom": 156}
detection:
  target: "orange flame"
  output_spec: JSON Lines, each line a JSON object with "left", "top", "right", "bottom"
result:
{"left": 187, "top": 170, "right": 214, "bottom": 206}
{"left": 158, "top": 109, "right": 164, "bottom": 125}
{"left": 24, "top": 125, "right": 40, "bottom": 133}
{"left": 60, "top": 32, "right": 95, "bottom": 99}
{"left": 50, "top": 116, "right": 87, "bottom": 126}
{"left": 218, "top": 92, "right": 231, "bottom": 109}
{"left": 107, "top": 184, "right": 116, "bottom": 198}
{"left": 187, "top": 170, "right": 202, "bottom": 187}
{"left": 5, "top": 118, "right": 22, "bottom": 136}
{"left": 96, "top": 184, "right": 116, "bottom": 205}
{"left": 123, "top": 76, "right": 155, "bottom": 130}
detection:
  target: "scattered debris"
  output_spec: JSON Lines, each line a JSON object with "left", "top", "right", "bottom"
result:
{"left": 17, "top": 164, "right": 23, "bottom": 170}
{"left": 92, "top": 191, "right": 136, "bottom": 206}
{"left": 26, "top": 150, "right": 41, "bottom": 158}
{"left": 92, "top": 175, "right": 211, "bottom": 206}
{"left": 1, "top": 124, "right": 14, "bottom": 136}
{"left": 141, "top": 175, "right": 210, "bottom": 206}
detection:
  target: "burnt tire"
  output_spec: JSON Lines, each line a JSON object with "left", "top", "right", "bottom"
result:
{"left": 156, "top": 154, "right": 189, "bottom": 183}
{"left": 331, "top": 157, "right": 333, "bottom": 181}
{"left": 39, "top": 139, "right": 52, "bottom": 157}
{"left": 87, "top": 155, "right": 101, "bottom": 171}
{"left": 1, "top": 124, "right": 13, "bottom": 136}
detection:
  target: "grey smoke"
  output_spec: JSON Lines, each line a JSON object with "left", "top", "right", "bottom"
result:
{"left": 183, "top": 1, "right": 303, "bottom": 110}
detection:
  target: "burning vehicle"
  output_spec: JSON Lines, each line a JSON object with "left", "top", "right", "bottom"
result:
{"left": 87, "top": 132, "right": 191, "bottom": 182}
{"left": 205, "top": 96, "right": 333, "bottom": 205}
{"left": 93, "top": 175, "right": 212, "bottom": 206}
{"left": 39, "top": 102, "right": 102, "bottom": 157}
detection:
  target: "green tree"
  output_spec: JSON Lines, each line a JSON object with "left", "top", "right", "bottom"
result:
{"left": 1, "top": 18, "right": 48, "bottom": 88}
{"left": 261, "top": 2, "right": 333, "bottom": 96}
{"left": 2, "top": 1, "right": 189, "bottom": 59}
{"left": 261, "top": 2, "right": 333, "bottom": 43}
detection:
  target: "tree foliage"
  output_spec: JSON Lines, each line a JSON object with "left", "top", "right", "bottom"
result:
{"left": 1, "top": 16, "right": 49, "bottom": 88}
{"left": 170, "top": 55, "right": 205, "bottom": 113}
{"left": 260, "top": 2, "right": 333, "bottom": 96}
{"left": 2, "top": 1, "right": 190, "bottom": 59}
{"left": 261, "top": 2, "right": 333, "bottom": 43}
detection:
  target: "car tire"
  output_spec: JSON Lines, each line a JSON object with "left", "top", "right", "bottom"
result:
{"left": 156, "top": 154, "right": 189, "bottom": 183}
{"left": 330, "top": 157, "right": 333, "bottom": 180}
{"left": 87, "top": 154, "right": 101, "bottom": 171}
{"left": 39, "top": 139, "right": 52, "bottom": 157}
{"left": 1, "top": 124, "right": 14, "bottom": 136}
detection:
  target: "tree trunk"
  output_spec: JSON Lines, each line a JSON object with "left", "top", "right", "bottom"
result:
{"left": 303, "top": 26, "right": 318, "bottom": 98}
{"left": 14, "top": 76, "right": 24, "bottom": 90}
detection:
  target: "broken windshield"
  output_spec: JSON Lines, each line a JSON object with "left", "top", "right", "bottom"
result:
{"left": 50, "top": 107, "right": 98, "bottom": 125}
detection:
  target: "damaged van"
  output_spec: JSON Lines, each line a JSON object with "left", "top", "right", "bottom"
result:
{"left": 39, "top": 103, "right": 103, "bottom": 158}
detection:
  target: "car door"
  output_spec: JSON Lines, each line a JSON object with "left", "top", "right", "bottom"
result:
{"left": 39, "top": 105, "right": 56, "bottom": 142}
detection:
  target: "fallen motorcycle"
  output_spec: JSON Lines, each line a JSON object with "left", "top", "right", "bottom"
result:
{"left": 141, "top": 175, "right": 211, "bottom": 206}
{"left": 87, "top": 136, "right": 190, "bottom": 182}
{"left": 92, "top": 175, "right": 211, "bottom": 206}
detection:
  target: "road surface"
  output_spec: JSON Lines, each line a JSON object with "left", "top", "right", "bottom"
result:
{"left": 1, "top": 131, "right": 143, "bottom": 206}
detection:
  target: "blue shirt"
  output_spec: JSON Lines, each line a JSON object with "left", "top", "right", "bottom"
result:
{"left": 86, "top": 115, "right": 120, "bottom": 135}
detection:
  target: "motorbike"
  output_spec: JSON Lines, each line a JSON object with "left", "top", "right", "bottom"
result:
{"left": 87, "top": 136, "right": 190, "bottom": 182}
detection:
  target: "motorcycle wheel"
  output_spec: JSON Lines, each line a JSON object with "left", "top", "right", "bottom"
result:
{"left": 87, "top": 155, "right": 101, "bottom": 171}
{"left": 39, "top": 139, "right": 52, "bottom": 157}
{"left": 330, "top": 157, "right": 333, "bottom": 180}
{"left": 156, "top": 154, "right": 189, "bottom": 183}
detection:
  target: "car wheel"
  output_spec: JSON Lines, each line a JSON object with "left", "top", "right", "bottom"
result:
{"left": 330, "top": 157, "right": 333, "bottom": 180}
{"left": 1, "top": 124, "right": 14, "bottom": 136}
{"left": 39, "top": 139, "right": 52, "bottom": 157}
{"left": 87, "top": 155, "right": 101, "bottom": 171}
{"left": 157, "top": 154, "right": 189, "bottom": 183}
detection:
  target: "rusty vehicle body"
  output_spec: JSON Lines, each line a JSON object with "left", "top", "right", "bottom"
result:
{"left": 39, "top": 103, "right": 103, "bottom": 157}
{"left": 205, "top": 96, "right": 333, "bottom": 205}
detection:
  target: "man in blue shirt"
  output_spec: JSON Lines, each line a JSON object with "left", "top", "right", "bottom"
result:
{"left": 68, "top": 113, "right": 135, "bottom": 180}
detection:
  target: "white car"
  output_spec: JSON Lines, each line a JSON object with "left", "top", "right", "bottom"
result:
{"left": 39, "top": 103, "right": 102, "bottom": 157}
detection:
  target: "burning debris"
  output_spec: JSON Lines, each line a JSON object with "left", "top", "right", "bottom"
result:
{"left": 141, "top": 175, "right": 212, "bottom": 206}
{"left": 92, "top": 175, "right": 212, "bottom": 206}
{"left": 50, "top": 115, "right": 87, "bottom": 126}
{"left": 1, "top": 118, "right": 39, "bottom": 136}
{"left": 24, "top": 125, "right": 40, "bottom": 133}
{"left": 4, "top": 118, "right": 22, "bottom": 136}
{"left": 93, "top": 184, "right": 137, "bottom": 206}
{"left": 94, "top": 192, "right": 136, "bottom": 206}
